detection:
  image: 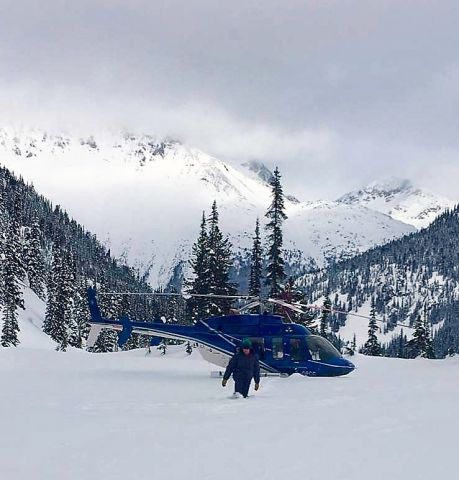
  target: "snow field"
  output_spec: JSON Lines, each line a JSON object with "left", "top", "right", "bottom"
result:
{"left": 1, "top": 343, "right": 458, "bottom": 480}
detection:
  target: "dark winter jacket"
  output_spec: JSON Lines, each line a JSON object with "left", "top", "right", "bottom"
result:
{"left": 223, "top": 350, "right": 261, "bottom": 384}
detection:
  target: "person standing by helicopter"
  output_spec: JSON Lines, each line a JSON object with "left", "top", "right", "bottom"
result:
{"left": 222, "top": 339, "right": 261, "bottom": 398}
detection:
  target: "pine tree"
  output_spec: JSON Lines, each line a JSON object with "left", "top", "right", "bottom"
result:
{"left": 23, "top": 220, "right": 46, "bottom": 300}
{"left": 320, "top": 296, "right": 332, "bottom": 338}
{"left": 207, "top": 201, "right": 236, "bottom": 314}
{"left": 91, "top": 280, "right": 124, "bottom": 352}
{"left": 93, "top": 328, "right": 118, "bottom": 353}
{"left": 43, "top": 243, "right": 75, "bottom": 350}
{"left": 347, "top": 333, "right": 356, "bottom": 356}
{"left": 408, "top": 312, "right": 435, "bottom": 359}
{"left": 0, "top": 186, "right": 8, "bottom": 305}
{"left": 248, "top": 218, "right": 263, "bottom": 297}
{"left": 299, "top": 309, "right": 318, "bottom": 332}
{"left": 265, "top": 167, "right": 287, "bottom": 298}
{"left": 68, "top": 278, "right": 90, "bottom": 349}
{"left": 363, "top": 297, "right": 381, "bottom": 356}
{"left": 1, "top": 191, "right": 25, "bottom": 347}
{"left": 187, "top": 212, "right": 210, "bottom": 321}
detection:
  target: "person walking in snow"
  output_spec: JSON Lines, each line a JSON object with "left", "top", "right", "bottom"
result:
{"left": 222, "top": 338, "right": 260, "bottom": 398}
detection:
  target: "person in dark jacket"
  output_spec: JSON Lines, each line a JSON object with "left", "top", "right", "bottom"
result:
{"left": 222, "top": 338, "right": 261, "bottom": 398}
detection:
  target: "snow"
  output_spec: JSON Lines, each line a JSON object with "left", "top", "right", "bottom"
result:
{"left": 337, "top": 177, "right": 455, "bottom": 229}
{"left": 337, "top": 299, "right": 413, "bottom": 349}
{"left": 17, "top": 286, "right": 56, "bottom": 349}
{"left": 1, "top": 341, "right": 458, "bottom": 480}
{"left": 0, "top": 128, "right": 417, "bottom": 287}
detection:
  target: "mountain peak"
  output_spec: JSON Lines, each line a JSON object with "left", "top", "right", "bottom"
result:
{"left": 337, "top": 177, "right": 455, "bottom": 229}
{"left": 240, "top": 160, "right": 274, "bottom": 184}
{"left": 365, "top": 177, "right": 413, "bottom": 195}
{"left": 337, "top": 177, "right": 414, "bottom": 204}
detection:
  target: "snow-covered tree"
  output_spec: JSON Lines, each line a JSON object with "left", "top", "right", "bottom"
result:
{"left": 93, "top": 329, "right": 118, "bottom": 353}
{"left": 1, "top": 191, "right": 25, "bottom": 347}
{"left": 187, "top": 203, "right": 236, "bottom": 318}
{"left": 43, "top": 244, "right": 75, "bottom": 351}
{"left": 23, "top": 220, "right": 46, "bottom": 299}
{"left": 187, "top": 211, "right": 210, "bottom": 321}
{"left": 265, "top": 167, "right": 287, "bottom": 298}
{"left": 249, "top": 218, "right": 263, "bottom": 297}
{"left": 362, "top": 297, "right": 381, "bottom": 356}
{"left": 320, "top": 296, "right": 332, "bottom": 338}
{"left": 207, "top": 201, "right": 236, "bottom": 314}
{"left": 68, "top": 278, "right": 90, "bottom": 349}
{"left": 408, "top": 313, "right": 435, "bottom": 359}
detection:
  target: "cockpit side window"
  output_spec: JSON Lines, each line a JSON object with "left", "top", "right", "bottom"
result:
{"left": 305, "top": 336, "right": 342, "bottom": 362}
{"left": 290, "top": 338, "right": 305, "bottom": 362}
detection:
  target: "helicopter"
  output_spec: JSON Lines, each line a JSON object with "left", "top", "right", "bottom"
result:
{"left": 86, "top": 287, "right": 356, "bottom": 377}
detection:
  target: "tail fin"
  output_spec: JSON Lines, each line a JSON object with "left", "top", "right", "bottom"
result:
{"left": 87, "top": 287, "right": 102, "bottom": 322}
{"left": 86, "top": 287, "right": 104, "bottom": 349}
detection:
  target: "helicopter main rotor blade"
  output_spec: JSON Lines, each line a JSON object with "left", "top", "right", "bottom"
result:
{"left": 267, "top": 298, "right": 306, "bottom": 314}
{"left": 295, "top": 302, "right": 414, "bottom": 330}
{"left": 238, "top": 300, "right": 263, "bottom": 313}
{"left": 98, "top": 291, "right": 257, "bottom": 300}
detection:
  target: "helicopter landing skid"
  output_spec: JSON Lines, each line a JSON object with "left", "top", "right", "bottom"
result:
{"left": 211, "top": 371, "right": 286, "bottom": 378}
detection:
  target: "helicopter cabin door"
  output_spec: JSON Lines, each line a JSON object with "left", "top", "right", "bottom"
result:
{"left": 270, "top": 337, "right": 285, "bottom": 362}
{"left": 287, "top": 337, "right": 307, "bottom": 363}
{"left": 269, "top": 337, "right": 306, "bottom": 363}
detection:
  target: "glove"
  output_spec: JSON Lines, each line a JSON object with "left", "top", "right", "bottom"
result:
{"left": 254, "top": 383, "right": 260, "bottom": 391}
{"left": 222, "top": 379, "right": 227, "bottom": 387}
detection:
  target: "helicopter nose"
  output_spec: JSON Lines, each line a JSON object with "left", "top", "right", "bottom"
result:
{"left": 342, "top": 358, "right": 355, "bottom": 372}
{"left": 334, "top": 356, "right": 355, "bottom": 374}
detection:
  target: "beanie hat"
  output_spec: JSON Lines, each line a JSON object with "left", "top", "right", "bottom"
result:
{"left": 241, "top": 338, "right": 252, "bottom": 349}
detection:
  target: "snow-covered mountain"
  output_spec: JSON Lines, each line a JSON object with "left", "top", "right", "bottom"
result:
{"left": 0, "top": 127, "right": 416, "bottom": 287}
{"left": 337, "top": 177, "right": 455, "bottom": 229}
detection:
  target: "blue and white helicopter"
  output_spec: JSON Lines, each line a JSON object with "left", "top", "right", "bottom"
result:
{"left": 86, "top": 288, "right": 355, "bottom": 377}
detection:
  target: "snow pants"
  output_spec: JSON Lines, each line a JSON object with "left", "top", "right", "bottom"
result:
{"left": 234, "top": 377, "right": 252, "bottom": 398}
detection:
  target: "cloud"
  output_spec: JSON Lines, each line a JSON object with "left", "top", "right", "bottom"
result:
{"left": 1, "top": 0, "right": 459, "bottom": 200}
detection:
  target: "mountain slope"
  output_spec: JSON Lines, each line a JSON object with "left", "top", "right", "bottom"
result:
{"left": 296, "top": 206, "right": 459, "bottom": 356}
{"left": 0, "top": 128, "right": 416, "bottom": 287}
{"left": 337, "top": 177, "right": 455, "bottom": 229}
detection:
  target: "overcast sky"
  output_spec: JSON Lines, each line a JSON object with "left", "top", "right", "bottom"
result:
{"left": 1, "top": 0, "right": 458, "bottom": 199}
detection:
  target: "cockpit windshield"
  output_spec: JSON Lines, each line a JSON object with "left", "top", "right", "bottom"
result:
{"left": 305, "top": 335, "right": 342, "bottom": 362}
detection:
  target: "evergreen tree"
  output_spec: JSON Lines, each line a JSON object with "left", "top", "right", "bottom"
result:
{"left": 343, "top": 333, "right": 357, "bottom": 356}
{"left": 23, "top": 220, "right": 46, "bottom": 300}
{"left": 248, "top": 218, "right": 263, "bottom": 297}
{"left": 207, "top": 201, "right": 236, "bottom": 314}
{"left": 0, "top": 186, "right": 8, "bottom": 305}
{"left": 187, "top": 211, "right": 210, "bottom": 321}
{"left": 265, "top": 167, "right": 287, "bottom": 298}
{"left": 93, "top": 328, "right": 118, "bottom": 353}
{"left": 299, "top": 309, "right": 318, "bottom": 332}
{"left": 363, "top": 297, "right": 381, "bottom": 356}
{"left": 68, "top": 278, "right": 90, "bottom": 349}
{"left": 320, "top": 296, "right": 332, "bottom": 338}
{"left": 1, "top": 192, "right": 25, "bottom": 347}
{"left": 43, "top": 244, "right": 75, "bottom": 350}
{"left": 408, "top": 313, "right": 435, "bottom": 359}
